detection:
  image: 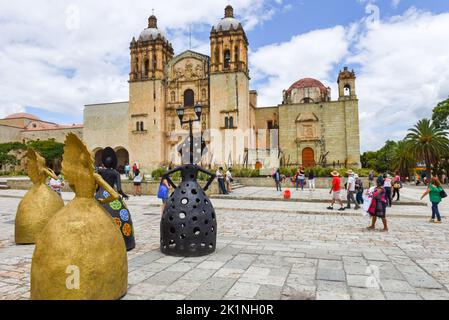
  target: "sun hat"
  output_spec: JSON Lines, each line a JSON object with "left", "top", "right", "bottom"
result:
{"left": 331, "top": 171, "right": 340, "bottom": 177}
{"left": 354, "top": 173, "right": 359, "bottom": 179}
{"left": 346, "top": 169, "right": 354, "bottom": 175}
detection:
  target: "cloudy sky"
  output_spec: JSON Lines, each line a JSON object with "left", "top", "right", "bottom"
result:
{"left": 1, "top": 0, "right": 449, "bottom": 151}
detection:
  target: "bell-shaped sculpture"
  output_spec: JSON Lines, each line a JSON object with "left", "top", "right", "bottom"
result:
{"left": 31, "top": 133, "right": 128, "bottom": 300}
{"left": 161, "top": 164, "right": 217, "bottom": 257}
{"left": 95, "top": 147, "right": 135, "bottom": 251}
{"left": 15, "top": 148, "right": 64, "bottom": 245}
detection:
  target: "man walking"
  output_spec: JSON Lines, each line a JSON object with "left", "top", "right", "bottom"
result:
{"left": 327, "top": 171, "right": 345, "bottom": 211}
{"left": 346, "top": 170, "right": 360, "bottom": 210}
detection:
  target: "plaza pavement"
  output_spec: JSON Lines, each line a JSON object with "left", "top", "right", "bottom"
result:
{"left": 1, "top": 186, "right": 449, "bottom": 300}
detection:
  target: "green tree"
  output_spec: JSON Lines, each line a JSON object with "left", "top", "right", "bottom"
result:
{"left": 432, "top": 97, "right": 449, "bottom": 130}
{"left": 405, "top": 118, "right": 449, "bottom": 178}
{"left": 391, "top": 140, "right": 415, "bottom": 178}
{"left": 27, "top": 139, "right": 64, "bottom": 167}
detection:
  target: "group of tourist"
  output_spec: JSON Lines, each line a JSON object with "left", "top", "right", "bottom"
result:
{"left": 216, "top": 167, "right": 233, "bottom": 195}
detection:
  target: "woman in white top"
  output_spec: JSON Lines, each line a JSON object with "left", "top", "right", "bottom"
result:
{"left": 225, "top": 168, "right": 233, "bottom": 193}
{"left": 133, "top": 169, "right": 142, "bottom": 196}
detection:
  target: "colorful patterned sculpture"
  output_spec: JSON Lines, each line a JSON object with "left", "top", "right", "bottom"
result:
{"left": 31, "top": 134, "right": 128, "bottom": 300}
{"left": 15, "top": 148, "right": 64, "bottom": 244}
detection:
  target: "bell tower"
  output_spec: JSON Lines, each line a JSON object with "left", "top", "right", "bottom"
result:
{"left": 128, "top": 14, "right": 174, "bottom": 172}
{"left": 338, "top": 67, "right": 357, "bottom": 101}
{"left": 209, "top": 5, "right": 253, "bottom": 165}
{"left": 210, "top": 5, "right": 248, "bottom": 74}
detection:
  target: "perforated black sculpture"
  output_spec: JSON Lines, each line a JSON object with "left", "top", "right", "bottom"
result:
{"left": 160, "top": 164, "right": 216, "bottom": 256}
{"left": 160, "top": 104, "right": 217, "bottom": 257}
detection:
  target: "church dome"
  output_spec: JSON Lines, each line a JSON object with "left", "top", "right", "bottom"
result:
{"left": 287, "top": 78, "right": 328, "bottom": 94}
{"left": 138, "top": 15, "right": 166, "bottom": 41}
{"left": 215, "top": 5, "right": 242, "bottom": 31}
{"left": 4, "top": 113, "right": 41, "bottom": 120}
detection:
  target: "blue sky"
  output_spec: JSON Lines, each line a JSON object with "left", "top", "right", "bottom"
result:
{"left": 1, "top": 0, "right": 449, "bottom": 151}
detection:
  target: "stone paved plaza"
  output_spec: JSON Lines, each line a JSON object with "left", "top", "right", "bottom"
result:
{"left": 1, "top": 186, "right": 449, "bottom": 300}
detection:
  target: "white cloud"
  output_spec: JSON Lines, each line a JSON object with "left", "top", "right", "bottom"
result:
{"left": 250, "top": 8, "right": 449, "bottom": 151}
{"left": 0, "top": 0, "right": 281, "bottom": 119}
{"left": 250, "top": 26, "right": 350, "bottom": 106}
{"left": 350, "top": 8, "right": 449, "bottom": 151}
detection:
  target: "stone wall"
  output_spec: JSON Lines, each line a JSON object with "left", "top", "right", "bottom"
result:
{"left": 0, "top": 125, "right": 22, "bottom": 143}
{"left": 21, "top": 128, "right": 83, "bottom": 143}
{"left": 84, "top": 102, "right": 130, "bottom": 155}
{"left": 6, "top": 178, "right": 219, "bottom": 196}
{"left": 237, "top": 177, "right": 370, "bottom": 189}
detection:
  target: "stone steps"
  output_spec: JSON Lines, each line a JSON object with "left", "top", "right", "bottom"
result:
{"left": 0, "top": 182, "right": 10, "bottom": 190}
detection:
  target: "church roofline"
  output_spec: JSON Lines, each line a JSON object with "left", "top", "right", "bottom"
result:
{"left": 85, "top": 101, "right": 129, "bottom": 107}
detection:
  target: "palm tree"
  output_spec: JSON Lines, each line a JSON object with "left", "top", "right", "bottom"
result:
{"left": 391, "top": 140, "right": 415, "bottom": 178}
{"left": 405, "top": 118, "right": 449, "bottom": 178}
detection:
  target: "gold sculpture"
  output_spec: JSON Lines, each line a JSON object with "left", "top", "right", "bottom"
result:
{"left": 31, "top": 133, "right": 128, "bottom": 300}
{"left": 15, "top": 148, "right": 64, "bottom": 244}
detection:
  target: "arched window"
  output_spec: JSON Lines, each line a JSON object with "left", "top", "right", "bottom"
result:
{"left": 144, "top": 59, "right": 150, "bottom": 77}
{"left": 224, "top": 50, "right": 231, "bottom": 69}
{"left": 184, "top": 89, "right": 194, "bottom": 107}
{"left": 201, "top": 88, "right": 206, "bottom": 101}
{"left": 229, "top": 116, "right": 234, "bottom": 128}
{"left": 225, "top": 116, "right": 229, "bottom": 129}
{"left": 234, "top": 46, "right": 239, "bottom": 62}
{"left": 344, "top": 85, "right": 351, "bottom": 96}
{"left": 136, "top": 122, "right": 140, "bottom": 131}
{"left": 170, "top": 91, "right": 176, "bottom": 102}
{"left": 140, "top": 121, "right": 144, "bottom": 131}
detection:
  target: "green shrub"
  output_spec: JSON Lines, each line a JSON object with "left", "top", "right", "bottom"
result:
{"left": 151, "top": 168, "right": 168, "bottom": 181}
{"left": 232, "top": 167, "right": 260, "bottom": 177}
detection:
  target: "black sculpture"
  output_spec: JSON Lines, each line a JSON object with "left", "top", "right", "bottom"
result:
{"left": 95, "top": 147, "right": 136, "bottom": 251}
{"left": 160, "top": 104, "right": 217, "bottom": 257}
{"left": 161, "top": 164, "right": 216, "bottom": 256}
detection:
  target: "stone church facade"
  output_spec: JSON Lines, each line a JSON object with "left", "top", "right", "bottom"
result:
{"left": 83, "top": 5, "right": 361, "bottom": 172}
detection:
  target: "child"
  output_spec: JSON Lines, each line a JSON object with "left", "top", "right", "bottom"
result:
{"left": 49, "top": 171, "right": 64, "bottom": 197}
{"left": 367, "top": 183, "right": 388, "bottom": 232}
{"left": 157, "top": 177, "right": 171, "bottom": 215}
{"left": 133, "top": 169, "right": 142, "bottom": 196}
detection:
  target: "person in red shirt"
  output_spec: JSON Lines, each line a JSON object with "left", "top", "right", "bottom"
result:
{"left": 327, "top": 171, "right": 345, "bottom": 211}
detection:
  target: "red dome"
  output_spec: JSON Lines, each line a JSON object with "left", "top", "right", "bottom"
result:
{"left": 287, "top": 78, "right": 328, "bottom": 93}
{"left": 4, "top": 113, "right": 41, "bottom": 121}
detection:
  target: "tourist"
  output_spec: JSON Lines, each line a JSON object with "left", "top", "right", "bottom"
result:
{"left": 392, "top": 174, "right": 402, "bottom": 202}
{"left": 421, "top": 177, "right": 445, "bottom": 224}
{"left": 132, "top": 163, "right": 138, "bottom": 176}
{"left": 133, "top": 169, "right": 142, "bottom": 196}
{"left": 225, "top": 168, "right": 233, "bottom": 193}
{"left": 368, "top": 170, "right": 374, "bottom": 187}
{"left": 273, "top": 168, "right": 282, "bottom": 192}
{"left": 377, "top": 174, "right": 385, "bottom": 187}
{"left": 124, "top": 163, "right": 130, "bottom": 177}
{"left": 346, "top": 170, "right": 360, "bottom": 210}
{"left": 157, "top": 177, "right": 171, "bottom": 215}
{"left": 308, "top": 169, "right": 316, "bottom": 191}
{"left": 327, "top": 171, "right": 345, "bottom": 211}
{"left": 355, "top": 173, "right": 364, "bottom": 205}
{"left": 216, "top": 167, "right": 228, "bottom": 195}
{"left": 297, "top": 166, "right": 306, "bottom": 191}
{"left": 367, "top": 182, "right": 388, "bottom": 232}
{"left": 383, "top": 174, "right": 393, "bottom": 207}
{"left": 49, "top": 170, "right": 64, "bottom": 197}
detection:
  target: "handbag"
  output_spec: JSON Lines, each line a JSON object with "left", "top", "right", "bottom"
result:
{"left": 440, "top": 188, "right": 447, "bottom": 199}
{"left": 157, "top": 183, "right": 169, "bottom": 199}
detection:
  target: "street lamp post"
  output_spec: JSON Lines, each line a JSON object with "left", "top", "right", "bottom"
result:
{"left": 160, "top": 104, "right": 217, "bottom": 257}
{"left": 176, "top": 104, "right": 203, "bottom": 165}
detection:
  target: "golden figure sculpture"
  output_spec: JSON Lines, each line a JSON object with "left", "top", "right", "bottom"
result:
{"left": 31, "top": 133, "right": 128, "bottom": 300}
{"left": 15, "top": 148, "right": 64, "bottom": 244}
